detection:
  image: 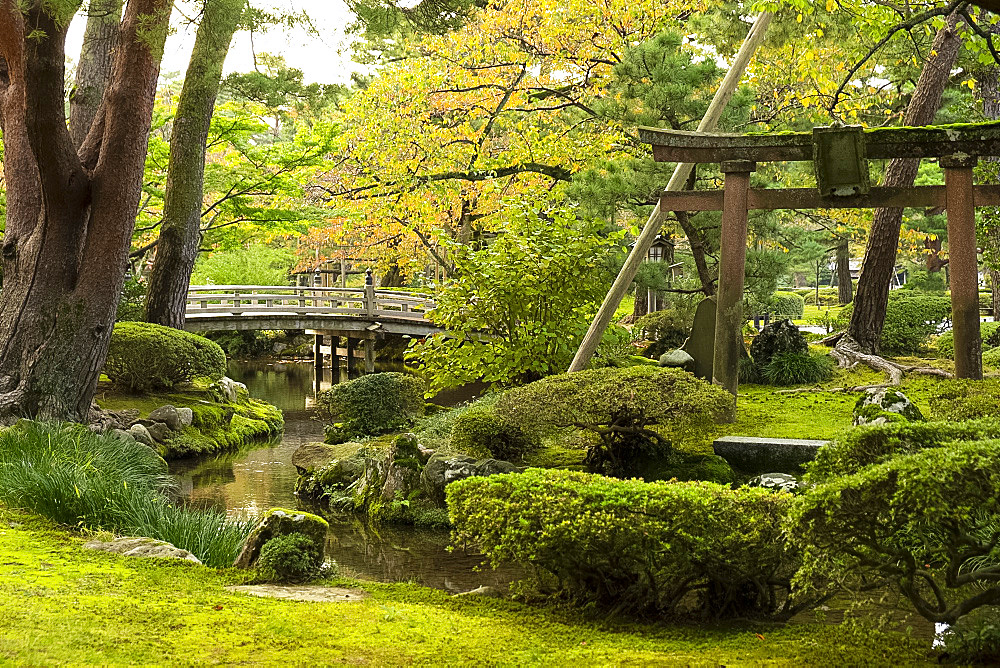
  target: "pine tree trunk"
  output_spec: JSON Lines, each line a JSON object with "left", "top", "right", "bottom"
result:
{"left": 68, "top": 0, "right": 122, "bottom": 148}
{"left": 145, "top": 0, "right": 246, "bottom": 328}
{"left": 0, "top": 0, "right": 171, "bottom": 421}
{"left": 836, "top": 239, "right": 853, "bottom": 304}
{"left": 846, "top": 15, "right": 962, "bottom": 353}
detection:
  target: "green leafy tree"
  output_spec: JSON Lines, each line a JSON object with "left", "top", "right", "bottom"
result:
{"left": 190, "top": 245, "right": 295, "bottom": 286}
{"left": 408, "top": 206, "right": 621, "bottom": 391}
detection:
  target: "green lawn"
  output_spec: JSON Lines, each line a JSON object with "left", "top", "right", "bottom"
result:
{"left": 0, "top": 505, "right": 933, "bottom": 666}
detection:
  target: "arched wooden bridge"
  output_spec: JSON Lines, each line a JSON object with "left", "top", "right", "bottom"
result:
{"left": 182, "top": 285, "right": 441, "bottom": 338}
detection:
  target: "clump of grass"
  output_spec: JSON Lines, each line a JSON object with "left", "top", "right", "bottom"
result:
{"left": 0, "top": 422, "right": 253, "bottom": 567}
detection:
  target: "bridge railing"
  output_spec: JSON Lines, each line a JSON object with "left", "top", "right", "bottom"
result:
{"left": 185, "top": 285, "right": 436, "bottom": 320}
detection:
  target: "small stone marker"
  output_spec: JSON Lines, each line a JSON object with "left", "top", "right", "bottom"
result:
{"left": 682, "top": 297, "right": 717, "bottom": 380}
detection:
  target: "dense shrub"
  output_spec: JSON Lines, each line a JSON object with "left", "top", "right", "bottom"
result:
{"left": 836, "top": 292, "right": 951, "bottom": 355}
{"left": 928, "top": 379, "right": 1000, "bottom": 421}
{"left": 797, "top": 287, "right": 840, "bottom": 306}
{"left": 0, "top": 422, "right": 254, "bottom": 567}
{"left": 256, "top": 533, "right": 324, "bottom": 583}
{"left": 116, "top": 276, "right": 146, "bottom": 322}
{"left": 318, "top": 372, "right": 426, "bottom": 438}
{"left": 985, "top": 347, "right": 1000, "bottom": 367}
{"left": 104, "top": 322, "right": 227, "bottom": 392}
{"left": 805, "top": 418, "right": 1000, "bottom": 482}
{"left": 205, "top": 330, "right": 271, "bottom": 357}
{"left": 770, "top": 291, "right": 805, "bottom": 319}
{"left": 634, "top": 307, "right": 692, "bottom": 346}
{"left": 448, "top": 469, "right": 811, "bottom": 619}
{"left": 937, "top": 607, "right": 1000, "bottom": 664}
{"left": 749, "top": 319, "right": 808, "bottom": 369}
{"left": 762, "top": 351, "right": 833, "bottom": 386}
{"left": 495, "top": 366, "right": 732, "bottom": 477}
{"left": 790, "top": 440, "right": 1000, "bottom": 624}
{"left": 935, "top": 322, "right": 1000, "bottom": 358}
{"left": 739, "top": 355, "right": 762, "bottom": 384}
{"left": 450, "top": 407, "right": 539, "bottom": 461}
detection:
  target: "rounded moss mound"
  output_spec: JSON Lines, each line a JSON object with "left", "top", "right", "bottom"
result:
{"left": 450, "top": 407, "right": 538, "bottom": 461}
{"left": 257, "top": 533, "right": 324, "bottom": 583}
{"left": 104, "top": 322, "right": 227, "bottom": 392}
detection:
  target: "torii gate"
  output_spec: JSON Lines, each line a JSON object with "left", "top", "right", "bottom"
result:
{"left": 637, "top": 121, "right": 1000, "bottom": 406}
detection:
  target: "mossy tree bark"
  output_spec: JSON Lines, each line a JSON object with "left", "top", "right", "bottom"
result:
{"left": 835, "top": 239, "right": 853, "bottom": 305}
{"left": 0, "top": 0, "right": 171, "bottom": 421}
{"left": 844, "top": 14, "right": 962, "bottom": 353}
{"left": 145, "top": 0, "right": 247, "bottom": 328}
{"left": 68, "top": 0, "right": 123, "bottom": 148}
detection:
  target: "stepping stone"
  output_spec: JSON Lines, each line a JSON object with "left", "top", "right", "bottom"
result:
{"left": 225, "top": 585, "right": 366, "bottom": 603}
{"left": 713, "top": 435, "right": 829, "bottom": 474}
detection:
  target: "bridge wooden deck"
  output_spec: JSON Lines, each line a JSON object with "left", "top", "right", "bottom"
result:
{"left": 182, "top": 285, "right": 441, "bottom": 337}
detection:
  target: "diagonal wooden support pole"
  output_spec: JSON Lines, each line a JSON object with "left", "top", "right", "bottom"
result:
{"left": 568, "top": 11, "right": 773, "bottom": 372}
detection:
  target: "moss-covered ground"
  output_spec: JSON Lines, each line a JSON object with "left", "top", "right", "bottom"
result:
{"left": 0, "top": 505, "right": 933, "bottom": 666}
{"left": 96, "top": 382, "right": 283, "bottom": 460}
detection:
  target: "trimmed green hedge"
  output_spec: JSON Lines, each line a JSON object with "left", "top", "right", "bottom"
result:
{"left": 805, "top": 418, "right": 1000, "bottom": 482}
{"left": 928, "top": 378, "right": 1000, "bottom": 422}
{"left": 496, "top": 366, "right": 732, "bottom": 477}
{"left": 835, "top": 292, "right": 951, "bottom": 355}
{"left": 790, "top": 439, "right": 1000, "bottom": 624}
{"left": 104, "top": 322, "right": 227, "bottom": 392}
{"left": 448, "top": 469, "right": 807, "bottom": 619}
{"left": 771, "top": 291, "right": 805, "bottom": 319}
{"left": 935, "top": 321, "right": 1000, "bottom": 358}
{"left": 318, "top": 372, "right": 425, "bottom": 438}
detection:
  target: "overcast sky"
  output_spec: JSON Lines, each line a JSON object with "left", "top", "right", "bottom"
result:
{"left": 66, "top": 0, "right": 364, "bottom": 85}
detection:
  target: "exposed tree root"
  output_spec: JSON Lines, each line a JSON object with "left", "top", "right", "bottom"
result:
{"left": 830, "top": 334, "right": 953, "bottom": 387}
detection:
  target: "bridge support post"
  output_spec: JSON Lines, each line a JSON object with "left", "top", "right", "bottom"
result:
{"left": 346, "top": 338, "right": 357, "bottom": 374}
{"left": 314, "top": 334, "right": 324, "bottom": 373}
{"left": 329, "top": 335, "right": 340, "bottom": 373}
{"left": 365, "top": 337, "right": 376, "bottom": 374}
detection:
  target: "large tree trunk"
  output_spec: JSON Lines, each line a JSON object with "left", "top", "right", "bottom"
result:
{"left": 835, "top": 239, "right": 853, "bottom": 304}
{"left": 845, "top": 15, "right": 962, "bottom": 353}
{"left": 675, "top": 210, "right": 715, "bottom": 296}
{"left": 68, "top": 0, "right": 122, "bottom": 148}
{"left": 145, "top": 0, "right": 246, "bottom": 328}
{"left": 0, "top": 0, "right": 171, "bottom": 421}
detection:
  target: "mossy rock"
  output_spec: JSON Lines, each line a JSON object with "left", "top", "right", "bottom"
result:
{"left": 233, "top": 508, "right": 328, "bottom": 569}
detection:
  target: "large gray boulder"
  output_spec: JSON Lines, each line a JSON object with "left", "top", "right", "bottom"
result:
{"left": 658, "top": 349, "right": 695, "bottom": 371}
{"left": 84, "top": 537, "right": 201, "bottom": 564}
{"left": 420, "top": 454, "right": 522, "bottom": 506}
{"left": 148, "top": 405, "right": 183, "bottom": 431}
{"left": 291, "top": 443, "right": 343, "bottom": 474}
{"left": 209, "top": 376, "right": 249, "bottom": 404}
{"left": 233, "top": 508, "right": 329, "bottom": 570}
{"left": 176, "top": 407, "right": 194, "bottom": 428}
{"left": 853, "top": 388, "right": 924, "bottom": 426}
{"left": 128, "top": 423, "right": 155, "bottom": 447}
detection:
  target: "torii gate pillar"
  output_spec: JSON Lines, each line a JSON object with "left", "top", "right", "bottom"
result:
{"left": 714, "top": 160, "right": 755, "bottom": 417}
{"left": 943, "top": 154, "right": 983, "bottom": 380}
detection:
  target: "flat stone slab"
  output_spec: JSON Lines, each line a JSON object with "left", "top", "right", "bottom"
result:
{"left": 713, "top": 436, "right": 829, "bottom": 475}
{"left": 83, "top": 537, "right": 201, "bottom": 564}
{"left": 225, "top": 585, "right": 366, "bottom": 603}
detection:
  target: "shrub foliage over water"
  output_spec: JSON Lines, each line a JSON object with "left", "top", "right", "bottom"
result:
{"left": 448, "top": 469, "right": 813, "bottom": 619}
{"left": 104, "top": 321, "right": 227, "bottom": 392}
{"left": 0, "top": 422, "right": 253, "bottom": 567}
{"left": 496, "top": 366, "right": 731, "bottom": 476}
{"left": 318, "top": 371, "right": 426, "bottom": 438}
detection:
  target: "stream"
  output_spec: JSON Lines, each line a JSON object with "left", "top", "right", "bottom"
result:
{"left": 169, "top": 360, "right": 514, "bottom": 593}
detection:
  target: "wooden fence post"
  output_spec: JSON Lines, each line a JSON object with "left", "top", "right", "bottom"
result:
{"left": 943, "top": 154, "right": 983, "bottom": 380}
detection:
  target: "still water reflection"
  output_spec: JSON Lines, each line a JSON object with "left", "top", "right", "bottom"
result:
{"left": 170, "top": 359, "right": 508, "bottom": 592}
